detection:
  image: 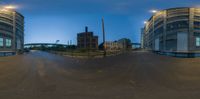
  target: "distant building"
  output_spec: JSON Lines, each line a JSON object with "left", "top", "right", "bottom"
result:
{"left": 104, "top": 41, "right": 121, "bottom": 51}
{"left": 117, "top": 38, "right": 132, "bottom": 50}
{"left": 0, "top": 9, "right": 24, "bottom": 56}
{"left": 132, "top": 43, "right": 141, "bottom": 49}
{"left": 99, "top": 38, "right": 132, "bottom": 51}
{"left": 77, "top": 27, "right": 98, "bottom": 50}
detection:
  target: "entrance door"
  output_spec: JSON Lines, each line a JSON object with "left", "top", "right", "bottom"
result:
{"left": 177, "top": 32, "right": 188, "bottom": 51}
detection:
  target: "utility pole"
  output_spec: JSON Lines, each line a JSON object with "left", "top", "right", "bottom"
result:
{"left": 102, "top": 17, "right": 106, "bottom": 57}
{"left": 67, "top": 40, "right": 69, "bottom": 46}
{"left": 70, "top": 40, "right": 72, "bottom": 46}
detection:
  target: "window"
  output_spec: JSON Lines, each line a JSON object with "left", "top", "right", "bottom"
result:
{"left": 0, "top": 38, "right": 3, "bottom": 47}
{"left": 196, "top": 37, "right": 200, "bottom": 47}
{"left": 166, "top": 21, "right": 189, "bottom": 31}
{"left": 6, "top": 39, "right": 11, "bottom": 47}
{"left": 194, "top": 21, "right": 200, "bottom": 30}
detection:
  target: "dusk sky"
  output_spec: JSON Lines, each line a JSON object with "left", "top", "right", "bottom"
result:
{"left": 2, "top": 0, "right": 200, "bottom": 44}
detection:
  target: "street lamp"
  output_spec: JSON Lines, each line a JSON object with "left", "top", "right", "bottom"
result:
{"left": 4, "top": 5, "right": 17, "bottom": 9}
{"left": 0, "top": 5, "right": 18, "bottom": 12}
{"left": 150, "top": 10, "right": 158, "bottom": 13}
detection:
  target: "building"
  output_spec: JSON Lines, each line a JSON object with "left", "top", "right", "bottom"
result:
{"left": 77, "top": 27, "right": 98, "bottom": 50}
{"left": 117, "top": 38, "right": 132, "bottom": 50}
{"left": 143, "top": 7, "right": 200, "bottom": 53}
{"left": 132, "top": 43, "right": 141, "bottom": 49}
{"left": 0, "top": 9, "right": 24, "bottom": 56}
{"left": 104, "top": 41, "right": 121, "bottom": 51}
{"left": 141, "top": 28, "right": 144, "bottom": 48}
{"left": 99, "top": 38, "right": 132, "bottom": 51}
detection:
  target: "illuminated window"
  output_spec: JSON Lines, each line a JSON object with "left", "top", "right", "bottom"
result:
{"left": 6, "top": 39, "right": 11, "bottom": 47}
{"left": 0, "top": 38, "right": 3, "bottom": 47}
{"left": 196, "top": 37, "right": 200, "bottom": 47}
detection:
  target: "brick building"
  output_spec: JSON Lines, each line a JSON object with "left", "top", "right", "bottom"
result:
{"left": 77, "top": 27, "right": 98, "bottom": 50}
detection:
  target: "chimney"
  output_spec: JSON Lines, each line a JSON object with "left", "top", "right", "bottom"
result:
{"left": 85, "top": 26, "right": 88, "bottom": 32}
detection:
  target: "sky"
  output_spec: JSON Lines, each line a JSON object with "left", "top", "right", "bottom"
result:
{"left": 2, "top": 0, "right": 200, "bottom": 44}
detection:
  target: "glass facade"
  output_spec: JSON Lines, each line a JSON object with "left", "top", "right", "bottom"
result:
{"left": 6, "top": 39, "right": 11, "bottom": 47}
{"left": 196, "top": 37, "right": 200, "bottom": 47}
{"left": 0, "top": 38, "right": 3, "bottom": 47}
{"left": 166, "top": 21, "right": 189, "bottom": 31}
{"left": 194, "top": 21, "right": 200, "bottom": 30}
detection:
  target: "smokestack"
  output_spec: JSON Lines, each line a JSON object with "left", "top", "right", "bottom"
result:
{"left": 102, "top": 17, "right": 106, "bottom": 57}
{"left": 85, "top": 26, "right": 88, "bottom": 32}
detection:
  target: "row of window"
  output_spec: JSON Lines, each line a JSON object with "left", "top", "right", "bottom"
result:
{"left": 150, "top": 20, "right": 200, "bottom": 31}
{"left": 0, "top": 22, "right": 13, "bottom": 33}
{"left": 154, "top": 27, "right": 164, "bottom": 36}
{"left": 194, "top": 21, "right": 200, "bottom": 30}
{"left": 0, "top": 13, "right": 13, "bottom": 19}
{"left": 167, "top": 15, "right": 189, "bottom": 22}
{"left": 166, "top": 21, "right": 189, "bottom": 31}
{"left": 194, "top": 16, "right": 200, "bottom": 20}
{"left": 0, "top": 37, "right": 12, "bottom": 48}
{"left": 154, "top": 21, "right": 164, "bottom": 28}
{"left": 0, "top": 16, "right": 13, "bottom": 24}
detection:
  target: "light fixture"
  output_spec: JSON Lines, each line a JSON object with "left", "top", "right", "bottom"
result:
{"left": 4, "top": 5, "right": 17, "bottom": 9}
{"left": 144, "top": 21, "right": 148, "bottom": 24}
{"left": 150, "top": 10, "right": 158, "bottom": 13}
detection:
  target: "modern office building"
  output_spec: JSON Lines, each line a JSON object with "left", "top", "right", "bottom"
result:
{"left": 77, "top": 27, "right": 98, "bottom": 50}
{"left": 143, "top": 7, "right": 200, "bottom": 53}
{"left": 0, "top": 8, "right": 24, "bottom": 56}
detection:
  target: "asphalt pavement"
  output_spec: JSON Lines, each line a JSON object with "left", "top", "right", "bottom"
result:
{"left": 0, "top": 50, "right": 200, "bottom": 99}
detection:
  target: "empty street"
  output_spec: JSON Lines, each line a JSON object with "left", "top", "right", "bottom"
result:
{"left": 0, "top": 51, "right": 200, "bottom": 99}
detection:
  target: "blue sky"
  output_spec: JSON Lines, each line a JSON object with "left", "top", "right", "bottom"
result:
{"left": 2, "top": 0, "right": 200, "bottom": 44}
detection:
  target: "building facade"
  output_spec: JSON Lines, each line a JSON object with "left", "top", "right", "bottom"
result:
{"left": 104, "top": 41, "right": 122, "bottom": 51}
{"left": 117, "top": 38, "right": 132, "bottom": 50}
{"left": 143, "top": 7, "right": 200, "bottom": 52}
{"left": 0, "top": 9, "right": 24, "bottom": 55}
{"left": 132, "top": 43, "right": 141, "bottom": 49}
{"left": 99, "top": 38, "right": 132, "bottom": 51}
{"left": 141, "top": 28, "right": 144, "bottom": 48}
{"left": 77, "top": 27, "right": 98, "bottom": 50}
